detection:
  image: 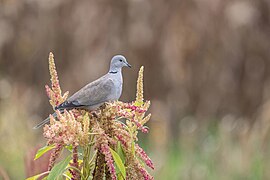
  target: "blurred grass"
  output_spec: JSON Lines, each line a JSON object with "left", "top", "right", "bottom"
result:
{"left": 153, "top": 117, "right": 270, "bottom": 180}
{"left": 0, "top": 97, "right": 40, "bottom": 179}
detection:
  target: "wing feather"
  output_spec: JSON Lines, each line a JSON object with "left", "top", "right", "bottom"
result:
{"left": 56, "top": 75, "right": 114, "bottom": 110}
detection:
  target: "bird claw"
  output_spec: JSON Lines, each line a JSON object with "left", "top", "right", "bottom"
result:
{"left": 92, "top": 112, "right": 98, "bottom": 118}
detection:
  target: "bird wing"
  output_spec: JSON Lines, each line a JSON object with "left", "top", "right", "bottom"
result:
{"left": 56, "top": 75, "right": 114, "bottom": 110}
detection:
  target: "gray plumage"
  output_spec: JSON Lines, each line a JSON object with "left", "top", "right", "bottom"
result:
{"left": 33, "top": 55, "right": 131, "bottom": 129}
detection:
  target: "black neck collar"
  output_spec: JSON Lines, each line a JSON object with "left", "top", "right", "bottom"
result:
{"left": 109, "top": 71, "right": 118, "bottom": 74}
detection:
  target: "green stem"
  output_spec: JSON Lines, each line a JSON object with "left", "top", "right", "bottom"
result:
{"left": 89, "top": 150, "right": 97, "bottom": 165}
{"left": 62, "top": 173, "right": 72, "bottom": 180}
{"left": 82, "top": 134, "right": 97, "bottom": 180}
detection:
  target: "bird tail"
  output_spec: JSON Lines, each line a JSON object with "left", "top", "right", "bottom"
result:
{"left": 33, "top": 111, "right": 59, "bottom": 129}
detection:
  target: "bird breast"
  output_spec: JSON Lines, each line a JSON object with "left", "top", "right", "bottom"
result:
{"left": 112, "top": 73, "right": 123, "bottom": 100}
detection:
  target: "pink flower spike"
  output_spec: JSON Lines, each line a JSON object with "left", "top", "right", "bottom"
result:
{"left": 139, "top": 166, "right": 154, "bottom": 180}
{"left": 135, "top": 144, "right": 154, "bottom": 169}
{"left": 45, "top": 85, "right": 52, "bottom": 99}
{"left": 100, "top": 144, "right": 117, "bottom": 180}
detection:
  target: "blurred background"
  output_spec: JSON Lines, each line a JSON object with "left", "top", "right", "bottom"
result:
{"left": 1, "top": 0, "right": 270, "bottom": 179}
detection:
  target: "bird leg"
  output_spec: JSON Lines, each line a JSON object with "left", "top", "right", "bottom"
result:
{"left": 91, "top": 111, "right": 98, "bottom": 118}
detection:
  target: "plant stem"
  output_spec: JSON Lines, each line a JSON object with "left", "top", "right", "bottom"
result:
{"left": 82, "top": 134, "right": 97, "bottom": 180}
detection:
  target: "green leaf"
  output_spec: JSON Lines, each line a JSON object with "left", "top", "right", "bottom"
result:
{"left": 34, "top": 144, "right": 55, "bottom": 160}
{"left": 117, "top": 173, "right": 124, "bottom": 180}
{"left": 25, "top": 171, "right": 49, "bottom": 180}
{"left": 47, "top": 155, "right": 72, "bottom": 180}
{"left": 25, "top": 174, "right": 43, "bottom": 180}
{"left": 116, "top": 142, "right": 126, "bottom": 177}
{"left": 65, "top": 145, "right": 73, "bottom": 152}
{"left": 117, "top": 142, "right": 126, "bottom": 163}
{"left": 110, "top": 147, "right": 126, "bottom": 179}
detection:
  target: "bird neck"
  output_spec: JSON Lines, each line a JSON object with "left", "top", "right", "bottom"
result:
{"left": 109, "top": 66, "right": 122, "bottom": 74}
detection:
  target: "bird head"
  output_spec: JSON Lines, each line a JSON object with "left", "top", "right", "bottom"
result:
{"left": 109, "top": 55, "right": 131, "bottom": 73}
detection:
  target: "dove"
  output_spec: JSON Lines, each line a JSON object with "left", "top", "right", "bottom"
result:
{"left": 33, "top": 55, "right": 131, "bottom": 129}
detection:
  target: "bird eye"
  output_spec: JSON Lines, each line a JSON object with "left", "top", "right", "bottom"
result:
{"left": 119, "top": 59, "right": 123, "bottom": 62}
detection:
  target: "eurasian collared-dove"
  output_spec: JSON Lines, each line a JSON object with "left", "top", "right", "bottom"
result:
{"left": 33, "top": 55, "right": 131, "bottom": 129}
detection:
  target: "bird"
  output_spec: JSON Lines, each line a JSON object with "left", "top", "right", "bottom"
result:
{"left": 33, "top": 55, "right": 131, "bottom": 129}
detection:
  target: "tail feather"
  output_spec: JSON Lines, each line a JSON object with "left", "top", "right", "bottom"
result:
{"left": 33, "top": 112, "right": 58, "bottom": 129}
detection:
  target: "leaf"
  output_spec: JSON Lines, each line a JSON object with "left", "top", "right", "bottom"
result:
{"left": 110, "top": 147, "right": 126, "bottom": 179}
{"left": 26, "top": 174, "right": 43, "bottom": 180}
{"left": 117, "top": 142, "right": 126, "bottom": 162}
{"left": 47, "top": 155, "right": 72, "bottom": 180}
{"left": 34, "top": 144, "right": 55, "bottom": 160}
{"left": 117, "top": 173, "right": 124, "bottom": 180}
{"left": 116, "top": 142, "right": 126, "bottom": 177}
{"left": 25, "top": 171, "right": 49, "bottom": 180}
{"left": 65, "top": 145, "right": 73, "bottom": 152}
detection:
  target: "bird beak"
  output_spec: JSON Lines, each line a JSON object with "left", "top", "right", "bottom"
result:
{"left": 126, "top": 62, "right": 132, "bottom": 68}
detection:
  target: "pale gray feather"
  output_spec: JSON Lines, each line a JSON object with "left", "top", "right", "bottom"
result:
{"left": 66, "top": 76, "right": 115, "bottom": 109}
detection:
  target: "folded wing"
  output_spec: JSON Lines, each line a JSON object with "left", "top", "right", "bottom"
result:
{"left": 56, "top": 76, "right": 114, "bottom": 110}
